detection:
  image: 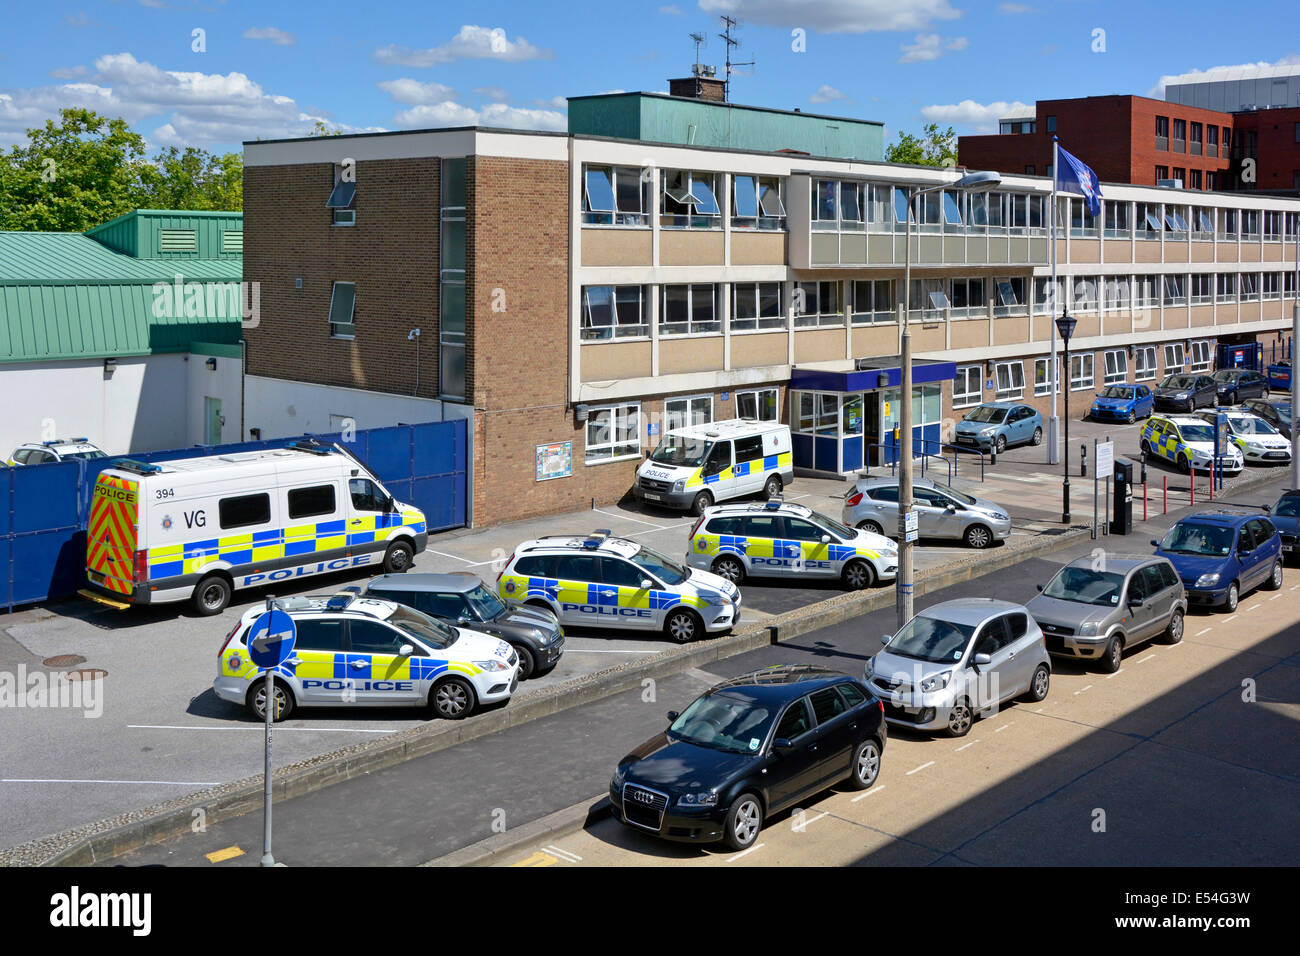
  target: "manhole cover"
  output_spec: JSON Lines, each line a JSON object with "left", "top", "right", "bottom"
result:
{"left": 64, "top": 668, "right": 107, "bottom": 681}
{"left": 43, "top": 654, "right": 87, "bottom": 668}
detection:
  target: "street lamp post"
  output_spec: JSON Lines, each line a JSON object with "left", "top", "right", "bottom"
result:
{"left": 897, "top": 169, "right": 1002, "bottom": 629}
{"left": 1055, "top": 311, "right": 1077, "bottom": 524}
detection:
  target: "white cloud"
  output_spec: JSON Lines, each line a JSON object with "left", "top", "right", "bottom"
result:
{"left": 393, "top": 101, "right": 566, "bottom": 132}
{"left": 921, "top": 98, "right": 1032, "bottom": 133}
{"left": 374, "top": 25, "right": 550, "bottom": 67}
{"left": 899, "top": 33, "right": 968, "bottom": 63}
{"left": 809, "top": 84, "right": 846, "bottom": 103}
{"left": 1148, "top": 54, "right": 1300, "bottom": 98}
{"left": 243, "top": 27, "right": 296, "bottom": 46}
{"left": 475, "top": 85, "right": 511, "bottom": 101}
{"left": 996, "top": 2, "right": 1035, "bottom": 13}
{"left": 534, "top": 95, "right": 568, "bottom": 109}
{"left": 698, "top": 0, "right": 960, "bottom": 34}
{"left": 49, "top": 65, "right": 91, "bottom": 79}
{"left": 659, "top": 4, "right": 685, "bottom": 14}
{"left": 378, "top": 78, "right": 457, "bottom": 104}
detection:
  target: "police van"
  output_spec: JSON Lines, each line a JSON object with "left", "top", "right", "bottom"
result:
{"left": 495, "top": 530, "right": 741, "bottom": 643}
{"left": 634, "top": 418, "right": 793, "bottom": 516}
{"left": 85, "top": 442, "right": 428, "bottom": 616}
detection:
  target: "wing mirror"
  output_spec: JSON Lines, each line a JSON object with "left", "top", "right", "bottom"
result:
{"left": 971, "top": 653, "right": 992, "bottom": 666}
{"left": 1149, "top": 539, "right": 1159, "bottom": 548}
{"left": 1263, "top": 504, "right": 1272, "bottom": 513}
{"left": 398, "top": 643, "right": 415, "bottom": 657}
{"left": 666, "top": 710, "right": 679, "bottom": 723}
{"left": 945, "top": 504, "right": 957, "bottom": 513}
{"left": 820, "top": 534, "right": 831, "bottom": 544}
{"left": 640, "top": 579, "right": 654, "bottom": 590}
{"left": 881, "top": 633, "right": 891, "bottom": 645}
{"left": 1036, "top": 584, "right": 1044, "bottom": 592}
{"left": 772, "top": 737, "right": 794, "bottom": 754}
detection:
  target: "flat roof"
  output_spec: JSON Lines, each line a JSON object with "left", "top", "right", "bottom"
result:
{"left": 565, "top": 90, "right": 885, "bottom": 129}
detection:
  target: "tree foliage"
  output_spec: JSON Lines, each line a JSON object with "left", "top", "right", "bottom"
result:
{"left": 886, "top": 123, "right": 959, "bottom": 168}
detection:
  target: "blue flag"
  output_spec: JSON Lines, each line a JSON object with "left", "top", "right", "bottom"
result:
{"left": 1056, "top": 146, "right": 1102, "bottom": 218}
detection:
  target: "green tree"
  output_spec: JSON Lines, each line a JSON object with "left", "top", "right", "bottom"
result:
{"left": 886, "top": 123, "right": 959, "bottom": 168}
{"left": 141, "top": 146, "right": 243, "bottom": 211}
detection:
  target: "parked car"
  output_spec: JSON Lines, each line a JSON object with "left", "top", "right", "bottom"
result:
{"left": 864, "top": 598, "right": 1050, "bottom": 738}
{"left": 1193, "top": 409, "right": 1291, "bottom": 464}
{"left": 842, "top": 476, "right": 1011, "bottom": 549}
{"left": 1152, "top": 373, "right": 1217, "bottom": 413}
{"left": 609, "top": 665, "right": 886, "bottom": 850}
{"left": 1264, "top": 491, "right": 1300, "bottom": 560}
{"left": 953, "top": 402, "right": 1043, "bottom": 454}
{"left": 1089, "top": 384, "right": 1154, "bottom": 423}
{"left": 1242, "top": 398, "right": 1293, "bottom": 436}
{"left": 1026, "top": 555, "right": 1186, "bottom": 673}
{"left": 364, "top": 572, "right": 563, "bottom": 680}
{"left": 1211, "top": 368, "right": 1270, "bottom": 405}
{"left": 7, "top": 438, "right": 107, "bottom": 466}
{"left": 1140, "top": 415, "right": 1244, "bottom": 475}
{"left": 1152, "top": 511, "right": 1283, "bottom": 612}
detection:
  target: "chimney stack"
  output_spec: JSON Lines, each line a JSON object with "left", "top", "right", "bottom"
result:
{"left": 669, "top": 66, "right": 726, "bottom": 102}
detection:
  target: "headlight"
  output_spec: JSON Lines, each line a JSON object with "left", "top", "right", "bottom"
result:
{"left": 1195, "top": 573, "right": 1221, "bottom": 587}
{"left": 1078, "top": 621, "right": 1100, "bottom": 637}
{"left": 474, "top": 659, "right": 512, "bottom": 672}
{"left": 531, "top": 628, "right": 552, "bottom": 645}
{"left": 677, "top": 791, "right": 718, "bottom": 807}
{"left": 980, "top": 427, "right": 997, "bottom": 436}
{"left": 672, "top": 479, "right": 686, "bottom": 493}
{"left": 920, "top": 671, "right": 951, "bottom": 692}
{"left": 864, "top": 658, "right": 876, "bottom": 680}
{"left": 611, "top": 767, "right": 627, "bottom": 790}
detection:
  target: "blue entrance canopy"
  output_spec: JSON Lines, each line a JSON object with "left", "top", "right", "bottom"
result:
{"left": 791, "top": 357, "right": 956, "bottom": 393}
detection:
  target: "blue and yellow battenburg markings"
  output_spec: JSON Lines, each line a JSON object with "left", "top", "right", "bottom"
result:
{"left": 692, "top": 532, "right": 880, "bottom": 568}
{"left": 148, "top": 510, "right": 426, "bottom": 579}
{"left": 1143, "top": 421, "right": 1187, "bottom": 464}
{"left": 685, "top": 451, "right": 792, "bottom": 489}
{"left": 223, "top": 650, "right": 481, "bottom": 683}
{"left": 498, "top": 574, "right": 705, "bottom": 615}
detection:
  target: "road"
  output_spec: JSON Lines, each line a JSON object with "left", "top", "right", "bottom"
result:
{"left": 99, "top": 477, "right": 1299, "bottom": 866}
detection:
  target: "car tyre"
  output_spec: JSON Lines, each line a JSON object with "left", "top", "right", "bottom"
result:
{"left": 763, "top": 474, "right": 783, "bottom": 499}
{"left": 722, "top": 792, "right": 764, "bottom": 851}
{"left": 1265, "top": 560, "right": 1283, "bottom": 591}
{"left": 690, "top": 490, "right": 714, "bottom": 517}
{"left": 383, "top": 540, "right": 415, "bottom": 574}
{"left": 1224, "top": 582, "right": 1239, "bottom": 613}
{"left": 246, "top": 679, "right": 294, "bottom": 722}
{"left": 193, "top": 574, "right": 232, "bottom": 616}
{"left": 712, "top": 555, "right": 746, "bottom": 585}
{"left": 1127, "top": 409, "right": 1137, "bottom": 424}
{"left": 842, "top": 559, "right": 876, "bottom": 591}
{"left": 1140, "top": 439, "right": 1152, "bottom": 457}
{"left": 431, "top": 676, "right": 477, "bottom": 720}
{"left": 1177, "top": 453, "right": 1192, "bottom": 475}
{"left": 1031, "top": 427, "right": 1043, "bottom": 446}
{"left": 848, "top": 738, "right": 882, "bottom": 790}
{"left": 1100, "top": 635, "right": 1124, "bottom": 673}
{"left": 995, "top": 435, "right": 1007, "bottom": 454}
{"left": 1161, "top": 608, "right": 1185, "bottom": 645}
{"left": 945, "top": 699, "right": 974, "bottom": 738}
{"left": 665, "top": 608, "right": 703, "bottom": 644}
{"left": 512, "top": 644, "right": 536, "bottom": 681}
{"left": 1022, "top": 663, "right": 1051, "bottom": 702}
{"left": 963, "top": 524, "right": 994, "bottom": 549}
{"left": 856, "top": 519, "right": 885, "bottom": 536}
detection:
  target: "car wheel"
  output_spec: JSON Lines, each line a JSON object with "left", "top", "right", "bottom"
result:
{"left": 431, "top": 676, "right": 476, "bottom": 719}
{"left": 1022, "top": 663, "right": 1051, "bottom": 703}
{"left": 690, "top": 490, "right": 714, "bottom": 517}
{"left": 193, "top": 575, "right": 232, "bottom": 616}
{"left": 1031, "top": 427, "right": 1043, "bottom": 446}
{"left": 1100, "top": 635, "right": 1124, "bottom": 673}
{"left": 712, "top": 555, "right": 745, "bottom": 584}
{"left": 945, "top": 699, "right": 974, "bottom": 738}
{"left": 512, "top": 644, "right": 536, "bottom": 681}
{"left": 247, "top": 679, "right": 294, "bottom": 722}
{"left": 383, "top": 540, "right": 414, "bottom": 573}
{"left": 1162, "top": 609, "right": 1185, "bottom": 645}
{"left": 841, "top": 559, "right": 876, "bottom": 591}
{"left": 665, "top": 608, "right": 703, "bottom": 644}
{"left": 856, "top": 519, "right": 884, "bottom": 536}
{"left": 723, "top": 792, "right": 764, "bottom": 851}
{"left": 1177, "top": 453, "right": 1192, "bottom": 475}
{"left": 848, "top": 738, "right": 882, "bottom": 790}
{"left": 1262, "top": 387, "right": 1270, "bottom": 400}
{"left": 763, "top": 474, "right": 783, "bottom": 499}
{"left": 1127, "top": 409, "right": 1137, "bottom": 424}
{"left": 995, "top": 435, "right": 1007, "bottom": 454}
{"left": 1224, "top": 582, "right": 1239, "bottom": 613}
{"left": 1266, "top": 560, "right": 1283, "bottom": 591}
{"left": 963, "top": 524, "right": 993, "bottom": 549}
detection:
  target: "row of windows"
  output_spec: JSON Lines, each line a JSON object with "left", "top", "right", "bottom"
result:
{"left": 1035, "top": 271, "right": 1297, "bottom": 312}
{"left": 584, "top": 389, "right": 780, "bottom": 464}
{"left": 582, "top": 165, "right": 787, "bottom": 230}
{"left": 212, "top": 480, "right": 388, "bottom": 531}
{"left": 1155, "top": 116, "right": 1228, "bottom": 156}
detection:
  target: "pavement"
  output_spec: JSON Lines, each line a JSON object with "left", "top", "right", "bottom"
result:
{"left": 92, "top": 474, "right": 1297, "bottom": 867}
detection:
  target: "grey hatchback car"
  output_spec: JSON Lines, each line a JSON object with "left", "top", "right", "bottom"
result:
{"left": 1025, "top": 555, "right": 1186, "bottom": 673}
{"left": 842, "top": 477, "right": 1011, "bottom": 549}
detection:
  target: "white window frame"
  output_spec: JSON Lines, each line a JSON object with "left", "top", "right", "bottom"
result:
{"left": 1164, "top": 343, "right": 1186, "bottom": 372}
{"left": 664, "top": 395, "right": 713, "bottom": 432}
{"left": 850, "top": 279, "right": 894, "bottom": 325}
{"left": 1188, "top": 340, "right": 1212, "bottom": 371}
{"left": 731, "top": 282, "right": 785, "bottom": 332}
{"left": 1034, "top": 357, "right": 1061, "bottom": 397}
{"left": 328, "top": 281, "right": 356, "bottom": 339}
{"left": 585, "top": 403, "right": 641, "bottom": 465}
{"left": 995, "top": 361, "right": 1025, "bottom": 400}
{"left": 582, "top": 164, "right": 649, "bottom": 227}
{"left": 661, "top": 169, "right": 721, "bottom": 229}
{"left": 581, "top": 285, "right": 649, "bottom": 341}
{"left": 660, "top": 284, "right": 721, "bottom": 337}
{"left": 735, "top": 388, "right": 779, "bottom": 422}
{"left": 1070, "top": 352, "right": 1094, "bottom": 391}
{"left": 1134, "top": 346, "right": 1157, "bottom": 382}
{"left": 793, "top": 281, "right": 843, "bottom": 328}
{"left": 953, "top": 365, "right": 983, "bottom": 408}
{"left": 732, "top": 175, "right": 786, "bottom": 230}
{"left": 1190, "top": 273, "right": 1213, "bottom": 304}
{"left": 1103, "top": 349, "right": 1128, "bottom": 385}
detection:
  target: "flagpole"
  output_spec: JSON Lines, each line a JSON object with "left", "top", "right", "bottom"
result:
{"left": 1048, "top": 136, "right": 1060, "bottom": 466}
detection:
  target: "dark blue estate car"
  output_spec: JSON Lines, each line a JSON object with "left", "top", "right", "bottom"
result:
{"left": 610, "top": 665, "right": 885, "bottom": 850}
{"left": 1265, "top": 491, "right": 1300, "bottom": 560}
{"left": 1152, "top": 511, "right": 1283, "bottom": 612}
{"left": 1090, "top": 383, "right": 1154, "bottom": 423}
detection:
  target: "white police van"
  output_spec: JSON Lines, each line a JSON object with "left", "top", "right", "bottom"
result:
{"left": 634, "top": 419, "right": 793, "bottom": 516}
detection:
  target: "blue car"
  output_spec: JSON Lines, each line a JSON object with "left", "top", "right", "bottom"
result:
{"left": 1265, "top": 491, "right": 1300, "bottom": 560}
{"left": 953, "top": 402, "right": 1044, "bottom": 454}
{"left": 1089, "top": 383, "right": 1154, "bottom": 423}
{"left": 1151, "top": 511, "right": 1283, "bottom": 612}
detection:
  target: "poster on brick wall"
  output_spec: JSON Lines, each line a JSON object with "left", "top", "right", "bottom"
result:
{"left": 536, "top": 441, "right": 573, "bottom": 481}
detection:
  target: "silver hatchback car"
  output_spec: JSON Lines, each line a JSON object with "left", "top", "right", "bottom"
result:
{"left": 864, "top": 598, "right": 1051, "bottom": 737}
{"left": 843, "top": 477, "right": 1012, "bottom": 549}
{"left": 1025, "top": 554, "right": 1186, "bottom": 673}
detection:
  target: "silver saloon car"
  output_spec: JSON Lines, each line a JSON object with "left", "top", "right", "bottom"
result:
{"left": 843, "top": 477, "right": 1012, "bottom": 549}
{"left": 1025, "top": 555, "right": 1187, "bottom": 673}
{"left": 864, "top": 598, "right": 1051, "bottom": 737}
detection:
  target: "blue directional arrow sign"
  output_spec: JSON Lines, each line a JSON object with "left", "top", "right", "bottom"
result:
{"left": 246, "top": 608, "right": 297, "bottom": 669}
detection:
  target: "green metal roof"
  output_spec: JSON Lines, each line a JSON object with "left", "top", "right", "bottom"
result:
{"left": 0, "top": 233, "right": 240, "bottom": 284}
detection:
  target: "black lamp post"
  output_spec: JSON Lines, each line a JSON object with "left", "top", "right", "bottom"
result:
{"left": 1055, "top": 311, "right": 1078, "bottom": 524}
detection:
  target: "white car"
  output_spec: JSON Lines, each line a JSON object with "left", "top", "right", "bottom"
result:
{"left": 1195, "top": 409, "right": 1292, "bottom": 464}
{"left": 7, "top": 438, "right": 107, "bottom": 466}
{"left": 214, "top": 590, "right": 519, "bottom": 721}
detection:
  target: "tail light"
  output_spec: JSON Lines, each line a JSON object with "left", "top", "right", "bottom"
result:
{"left": 218, "top": 621, "right": 243, "bottom": 661}
{"left": 846, "top": 492, "right": 864, "bottom": 507}
{"left": 132, "top": 549, "right": 148, "bottom": 584}
{"left": 878, "top": 698, "right": 885, "bottom": 715}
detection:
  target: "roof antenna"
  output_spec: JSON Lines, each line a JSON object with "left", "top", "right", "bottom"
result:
{"left": 718, "top": 15, "right": 755, "bottom": 102}
{"left": 689, "top": 31, "right": 705, "bottom": 75}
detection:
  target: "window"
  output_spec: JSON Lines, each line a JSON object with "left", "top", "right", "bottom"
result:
{"left": 1103, "top": 349, "right": 1128, "bottom": 385}
{"left": 993, "top": 277, "right": 1026, "bottom": 316}
{"left": 1241, "top": 209, "right": 1260, "bottom": 239}
{"left": 293, "top": 619, "right": 347, "bottom": 652}
{"left": 850, "top": 279, "right": 894, "bottom": 324}
{"left": 1134, "top": 275, "right": 1160, "bottom": 309}
{"left": 327, "top": 166, "right": 356, "bottom": 225}
{"left": 1070, "top": 353, "right": 1094, "bottom": 391}
{"left": 349, "top": 478, "right": 387, "bottom": 512}
{"left": 1164, "top": 343, "right": 1185, "bottom": 372}
{"left": 661, "top": 169, "right": 720, "bottom": 228}
{"left": 1072, "top": 276, "right": 1099, "bottom": 312}
{"left": 736, "top": 388, "right": 778, "bottom": 422}
{"left": 1162, "top": 274, "right": 1186, "bottom": 306}
{"left": 1155, "top": 165, "right": 1169, "bottom": 182}
{"left": 864, "top": 183, "right": 897, "bottom": 231}
{"left": 907, "top": 278, "right": 948, "bottom": 317}
{"left": 1216, "top": 273, "right": 1238, "bottom": 301}
{"left": 949, "top": 277, "right": 986, "bottom": 315}
{"left": 660, "top": 284, "right": 720, "bottom": 335}
{"left": 288, "top": 485, "right": 336, "bottom": 520}
{"left": 1035, "top": 276, "right": 1065, "bottom": 313}
{"left": 349, "top": 620, "right": 409, "bottom": 656}
{"left": 598, "top": 557, "right": 649, "bottom": 589}
{"left": 1103, "top": 275, "right": 1129, "bottom": 311}
{"left": 1207, "top": 124, "right": 1219, "bottom": 156}
{"left": 1134, "top": 346, "right": 1157, "bottom": 381}
{"left": 1046, "top": 115, "right": 1057, "bottom": 132}
{"left": 775, "top": 700, "right": 812, "bottom": 740}
{"left": 1264, "top": 211, "right": 1283, "bottom": 241}
{"left": 581, "top": 285, "right": 648, "bottom": 340}
{"left": 732, "top": 174, "right": 785, "bottom": 229}
{"left": 1218, "top": 208, "right": 1237, "bottom": 238}
{"left": 1190, "top": 121, "right": 1202, "bottom": 155}
{"left": 1289, "top": 271, "right": 1298, "bottom": 297}
{"left": 1240, "top": 272, "right": 1259, "bottom": 300}
{"left": 1155, "top": 116, "right": 1169, "bottom": 150}
{"left": 665, "top": 395, "right": 712, "bottom": 431}
{"left": 219, "top": 493, "right": 271, "bottom": 530}
{"left": 1104, "top": 200, "right": 1130, "bottom": 238}
{"left": 837, "top": 682, "right": 867, "bottom": 709}
{"left": 585, "top": 403, "right": 640, "bottom": 463}
{"left": 793, "top": 281, "right": 842, "bottom": 327}
{"left": 1069, "top": 198, "right": 1097, "bottom": 237}
{"left": 1263, "top": 272, "right": 1281, "bottom": 299}
{"left": 953, "top": 365, "right": 982, "bottom": 408}
{"left": 1164, "top": 206, "right": 1189, "bottom": 234}
{"left": 328, "top": 281, "right": 355, "bottom": 338}
{"left": 1024, "top": 165, "right": 1035, "bottom": 175}
{"left": 1189, "top": 169, "right": 1202, "bottom": 191}
{"left": 1192, "top": 207, "right": 1214, "bottom": 238}
{"left": 1034, "top": 357, "right": 1061, "bottom": 397}
{"left": 1136, "top": 203, "right": 1163, "bottom": 238}
{"left": 553, "top": 554, "right": 600, "bottom": 582}
{"left": 440, "top": 158, "right": 467, "bottom": 400}
{"left": 732, "top": 282, "right": 784, "bottom": 332}
{"left": 1190, "top": 273, "right": 1213, "bottom": 304}
{"left": 809, "top": 687, "right": 847, "bottom": 724}
{"left": 1188, "top": 340, "right": 1212, "bottom": 371}
{"left": 1172, "top": 118, "right": 1186, "bottom": 152}
{"left": 995, "top": 361, "right": 1025, "bottom": 399}
{"left": 942, "top": 190, "right": 964, "bottom": 227}
{"left": 582, "top": 165, "right": 649, "bottom": 226}
{"left": 796, "top": 392, "right": 839, "bottom": 434}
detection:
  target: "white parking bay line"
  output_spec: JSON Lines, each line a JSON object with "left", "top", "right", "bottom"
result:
{"left": 1074, "top": 685, "right": 1093, "bottom": 695}
{"left": 1135, "top": 654, "right": 1156, "bottom": 664}
{"left": 127, "top": 724, "right": 394, "bottom": 733}
{"left": 3, "top": 778, "right": 222, "bottom": 786}
{"left": 426, "top": 549, "right": 475, "bottom": 564}
{"left": 954, "top": 740, "right": 978, "bottom": 752}
{"left": 1105, "top": 670, "right": 1124, "bottom": 679}
{"left": 851, "top": 785, "right": 884, "bottom": 803}
{"left": 1195, "top": 627, "right": 1213, "bottom": 636}
{"left": 994, "top": 723, "right": 1012, "bottom": 732}
{"left": 905, "top": 761, "right": 935, "bottom": 775}
{"left": 593, "top": 508, "right": 664, "bottom": 529}
{"left": 624, "top": 522, "right": 694, "bottom": 538}
{"left": 727, "top": 842, "right": 765, "bottom": 862}
{"left": 544, "top": 845, "right": 582, "bottom": 863}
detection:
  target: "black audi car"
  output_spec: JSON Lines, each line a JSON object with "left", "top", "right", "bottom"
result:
{"left": 1153, "top": 373, "right": 1217, "bottom": 413}
{"left": 364, "top": 572, "right": 563, "bottom": 679}
{"left": 609, "top": 665, "right": 885, "bottom": 851}
{"left": 1211, "top": 368, "right": 1270, "bottom": 405}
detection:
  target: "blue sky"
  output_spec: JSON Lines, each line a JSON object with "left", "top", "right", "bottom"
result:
{"left": 1, "top": 0, "right": 1297, "bottom": 153}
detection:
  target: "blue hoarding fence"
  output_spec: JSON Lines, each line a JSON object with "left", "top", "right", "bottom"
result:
{"left": 1, "top": 419, "right": 467, "bottom": 611}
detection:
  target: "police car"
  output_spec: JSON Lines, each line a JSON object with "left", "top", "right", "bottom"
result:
{"left": 496, "top": 530, "right": 740, "bottom": 643}
{"left": 687, "top": 498, "right": 897, "bottom": 589}
{"left": 7, "top": 438, "right": 107, "bottom": 466}
{"left": 213, "top": 589, "right": 519, "bottom": 721}
{"left": 1140, "top": 415, "right": 1244, "bottom": 475}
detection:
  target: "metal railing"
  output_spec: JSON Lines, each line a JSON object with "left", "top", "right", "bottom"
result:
{"left": 863, "top": 440, "right": 986, "bottom": 486}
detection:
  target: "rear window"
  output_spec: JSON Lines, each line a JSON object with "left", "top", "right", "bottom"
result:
{"left": 219, "top": 493, "right": 271, "bottom": 530}
{"left": 705, "top": 515, "right": 744, "bottom": 536}
{"left": 512, "top": 555, "right": 555, "bottom": 577}
{"left": 836, "top": 681, "right": 867, "bottom": 709}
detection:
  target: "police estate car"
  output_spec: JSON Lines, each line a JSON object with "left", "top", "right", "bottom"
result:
{"left": 7, "top": 438, "right": 107, "bottom": 466}
{"left": 1140, "top": 415, "right": 1244, "bottom": 475}
{"left": 213, "top": 589, "right": 519, "bottom": 721}
{"left": 496, "top": 530, "right": 741, "bottom": 643}
{"left": 687, "top": 498, "right": 897, "bottom": 589}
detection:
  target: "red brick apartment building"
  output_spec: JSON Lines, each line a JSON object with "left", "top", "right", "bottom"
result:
{"left": 244, "top": 96, "right": 1300, "bottom": 528}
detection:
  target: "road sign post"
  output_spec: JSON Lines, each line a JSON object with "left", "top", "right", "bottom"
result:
{"left": 246, "top": 600, "right": 297, "bottom": 867}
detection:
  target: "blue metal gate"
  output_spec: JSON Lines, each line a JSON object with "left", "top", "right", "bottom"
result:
{"left": 1, "top": 420, "right": 468, "bottom": 611}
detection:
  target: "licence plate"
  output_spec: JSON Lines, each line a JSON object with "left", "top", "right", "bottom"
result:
{"left": 956, "top": 436, "right": 975, "bottom": 445}
{"left": 643, "top": 492, "right": 661, "bottom": 501}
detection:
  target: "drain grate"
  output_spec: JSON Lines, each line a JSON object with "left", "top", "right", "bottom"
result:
{"left": 64, "top": 668, "right": 107, "bottom": 681}
{"left": 42, "top": 654, "right": 87, "bottom": 668}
